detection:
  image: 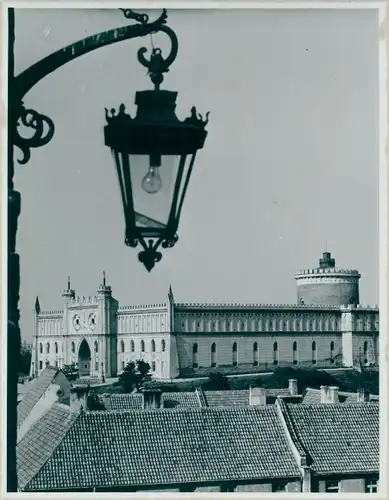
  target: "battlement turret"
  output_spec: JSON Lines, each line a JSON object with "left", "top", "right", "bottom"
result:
{"left": 295, "top": 252, "right": 361, "bottom": 306}
{"left": 62, "top": 276, "right": 75, "bottom": 301}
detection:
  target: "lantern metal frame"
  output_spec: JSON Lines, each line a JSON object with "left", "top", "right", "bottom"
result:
{"left": 104, "top": 40, "right": 209, "bottom": 270}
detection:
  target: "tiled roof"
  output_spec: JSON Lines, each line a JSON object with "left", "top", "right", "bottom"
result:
{"left": 102, "top": 392, "right": 202, "bottom": 410}
{"left": 102, "top": 393, "right": 143, "bottom": 411}
{"left": 17, "top": 366, "right": 59, "bottom": 427}
{"left": 162, "top": 392, "right": 201, "bottom": 408}
{"left": 205, "top": 390, "right": 249, "bottom": 407}
{"left": 17, "top": 403, "right": 76, "bottom": 490}
{"left": 286, "top": 403, "right": 379, "bottom": 475}
{"left": 26, "top": 406, "right": 301, "bottom": 491}
{"left": 302, "top": 388, "right": 379, "bottom": 405}
{"left": 204, "top": 389, "right": 290, "bottom": 407}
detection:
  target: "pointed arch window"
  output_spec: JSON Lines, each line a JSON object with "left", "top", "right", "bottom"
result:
{"left": 293, "top": 341, "right": 298, "bottom": 365}
{"left": 121, "top": 340, "right": 125, "bottom": 353}
{"left": 130, "top": 340, "right": 135, "bottom": 353}
{"left": 273, "top": 341, "right": 279, "bottom": 365}
{"left": 330, "top": 341, "right": 335, "bottom": 364}
{"left": 46, "top": 342, "right": 50, "bottom": 354}
{"left": 94, "top": 341, "right": 98, "bottom": 353}
{"left": 312, "top": 341, "right": 317, "bottom": 364}
{"left": 151, "top": 340, "right": 156, "bottom": 352}
{"left": 39, "top": 343, "right": 43, "bottom": 354}
{"left": 54, "top": 342, "right": 58, "bottom": 354}
{"left": 211, "top": 342, "right": 216, "bottom": 367}
{"left": 253, "top": 342, "right": 259, "bottom": 366}
{"left": 192, "top": 343, "right": 198, "bottom": 368}
{"left": 161, "top": 339, "right": 166, "bottom": 352}
{"left": 232, "top": 342, "right": 238, "bottom": 366}
{"left": 141, "top": 340, "right": 145, "bottom": 353}
{"left": 71, "top": 342, "right": 75, "bottom": 354}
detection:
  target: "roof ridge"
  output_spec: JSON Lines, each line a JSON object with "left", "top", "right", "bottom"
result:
{"left": 276, "top": 398, "right": 312, "bottom": 466}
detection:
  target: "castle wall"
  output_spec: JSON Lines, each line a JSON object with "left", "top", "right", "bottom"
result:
{"left": 297, "top": 281, "right": 360, "bottom": 306}
{"left": 175, "top": 332, "right": 344, "bottom": 376}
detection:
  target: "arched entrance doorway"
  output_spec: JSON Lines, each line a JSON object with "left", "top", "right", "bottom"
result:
{"left": 78, "top": 339, "right": 91, "bottom": 377}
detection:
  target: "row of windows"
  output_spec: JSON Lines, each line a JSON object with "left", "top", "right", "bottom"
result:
{"left": 191, "top": 341, "right": 342, "bottom": 368}
{"left": 119, "top": 339, "right": 166, "bottom": 353}
{"left": 181, "top": 317, "right": 344, "bottom": 333}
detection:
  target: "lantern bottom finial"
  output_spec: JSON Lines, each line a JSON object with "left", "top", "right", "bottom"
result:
{"left": 138, "top": 245, "right": 162, "bottom": 272}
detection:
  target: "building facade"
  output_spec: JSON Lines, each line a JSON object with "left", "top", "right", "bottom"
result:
{"left": 30, "top": 253, "right": 379, "bottom": 379}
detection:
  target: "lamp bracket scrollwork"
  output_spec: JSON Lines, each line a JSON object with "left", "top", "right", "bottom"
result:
{"left": 13, "top": 103, "right": 55, "bottom": 165}
{"left": 137, "top": 24, "right": 178, "bottom": 89}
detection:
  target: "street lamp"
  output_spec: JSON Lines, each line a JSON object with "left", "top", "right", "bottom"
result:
{"left": 104, "top": 26, "right": 209, "bottom": 271}
{"left": 7, "top": 8, "right": 208, "bottom": 491}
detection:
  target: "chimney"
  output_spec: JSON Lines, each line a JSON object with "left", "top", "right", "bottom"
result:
{"left": 142, "top": 388, "right": 162, "bottom": 409}
{"left": 70, "top": 384, "right": 90, "bottom": 414}
{"left": 289, "top": 379, "right": 298, "bottom": 396}
{"left": 357, "top": 389, "right": 369, "bottom": 403}
{"left": 320, "top": 385, "right": 339, "bottom": 404}
{"left": 249, "top": 386, "right": 267, "bottom": 406}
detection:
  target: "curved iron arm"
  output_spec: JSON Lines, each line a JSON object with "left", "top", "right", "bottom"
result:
{"left": 13, "top": 9, "right": 169, "bottom": 100}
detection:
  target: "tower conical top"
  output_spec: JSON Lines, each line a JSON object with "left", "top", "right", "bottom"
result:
{"left": 35, "top": 296, "right": 41, "bottom": 315}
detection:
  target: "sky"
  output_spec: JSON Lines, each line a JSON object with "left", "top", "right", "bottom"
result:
{"left": 12, "top": 7, "right": 379, "bottom": 341}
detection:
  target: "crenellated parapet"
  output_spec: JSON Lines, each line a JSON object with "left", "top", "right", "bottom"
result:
{"left": 175, "top": 303, "right": 342, "bottom": 311}
{"left": 295, "top": 267, "right": 361, "bottom": 277}
{"left": 70, "top": 295, "right": 99, "bottom": 305}
{"left": 118, "top": 303, "right": 168, "bottom": 312}
{"left": 39, "top": 310, "right": 63, "bottom": 317}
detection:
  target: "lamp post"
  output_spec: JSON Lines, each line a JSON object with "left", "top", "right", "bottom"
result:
{"left": 8, "top": 8, "right": 208, "bottom": 491}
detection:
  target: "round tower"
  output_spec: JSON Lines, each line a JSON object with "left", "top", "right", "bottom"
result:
{"left": 295, "top": 252, "right": 361, "bottom": 306}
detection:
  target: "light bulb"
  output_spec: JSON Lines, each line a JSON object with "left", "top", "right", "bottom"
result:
{"left": 141, "top": 167, "right": 162, "bottom": 194}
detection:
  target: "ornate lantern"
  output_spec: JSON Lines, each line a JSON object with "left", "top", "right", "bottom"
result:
{"left": 104, "top": 26, "right": 209, "bottom": 271}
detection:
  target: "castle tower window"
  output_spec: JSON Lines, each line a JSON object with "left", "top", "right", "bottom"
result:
{"left": 131, "top": 340, "right": 135, "bottom": 353}
{"left": 121, "top": 361, "right": 125, "bottom": 371}
{"left": 39, "top": 343, "right": 43, "bottom": 354}
{"left": 253, "top": 342, "right": 259, "bottom": 366}
{"left": 151, "top": 340, "right": 156, "bottom": 352}
{"left": 94, "top": 341, "right": 98, "bottom": 353}
{"left": 312, "top": 341, "right": 317, "bottom": 364}
{"left": 121, "top": 340, "right": 125, "bottom": 353}
{"left": 363, "top": 341, "right": 368, "bottom": 364}
{"left": 273, "top": 342, "right": 279, "bottom": 365}
{"left": 330, "top": 341, "right": 335, "bottom": 364}
{"left": 54, "top": 342, "right": 58, "bottom": 354}
{"left": 39, "top": 360, "right": 43, "bottom": 370}
{"left": 232, "top": 342, "right": 238, "bottom": 366}
{"left": 141, "top": 340, "right": 145, "bottom": 353}
{"left": 192, "top": 343, "right": 198, "bottom": 368}
{"left": 46, "top": 342, "right": 50, "bottom": 354}
{"left": 71, "top": 342, "right": 75, "bottom": 354}
{"left": 293, "top": 341, "right": 298, "bottom": 364}
{"left": 161, "top": 339, "right": 166, "bottom": 352}
{"left": 211, "top": 342, "right": 217, "bottom": 367}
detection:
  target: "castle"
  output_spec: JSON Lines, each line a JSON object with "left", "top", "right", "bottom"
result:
{"left": 30, "top": 252, "right": 379, "bottom": 379}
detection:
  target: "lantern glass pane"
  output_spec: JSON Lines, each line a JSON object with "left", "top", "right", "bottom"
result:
{"left": 129, "top": 154, "right": 180, "bottom": 227}
{"left": 172, "top": 153, "right": 198, "bottom": 225}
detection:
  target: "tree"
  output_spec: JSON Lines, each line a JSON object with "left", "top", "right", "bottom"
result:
{"left": 87, "top": 390, "right": 106, "bottom": 411}
{"left": 18, "top": 344, "right": 32, "bottom": 376}
{"left": 61, "top": 363, "right": 79, "bottom": 381}
{"left": 202, "top": 372, "right": 230, "bottom": 391}
{"left": 118, "top": 360, "right": 152, "bottom": 393}
{"left": 264, "top": 367, "right": 335, "bottom": 393}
